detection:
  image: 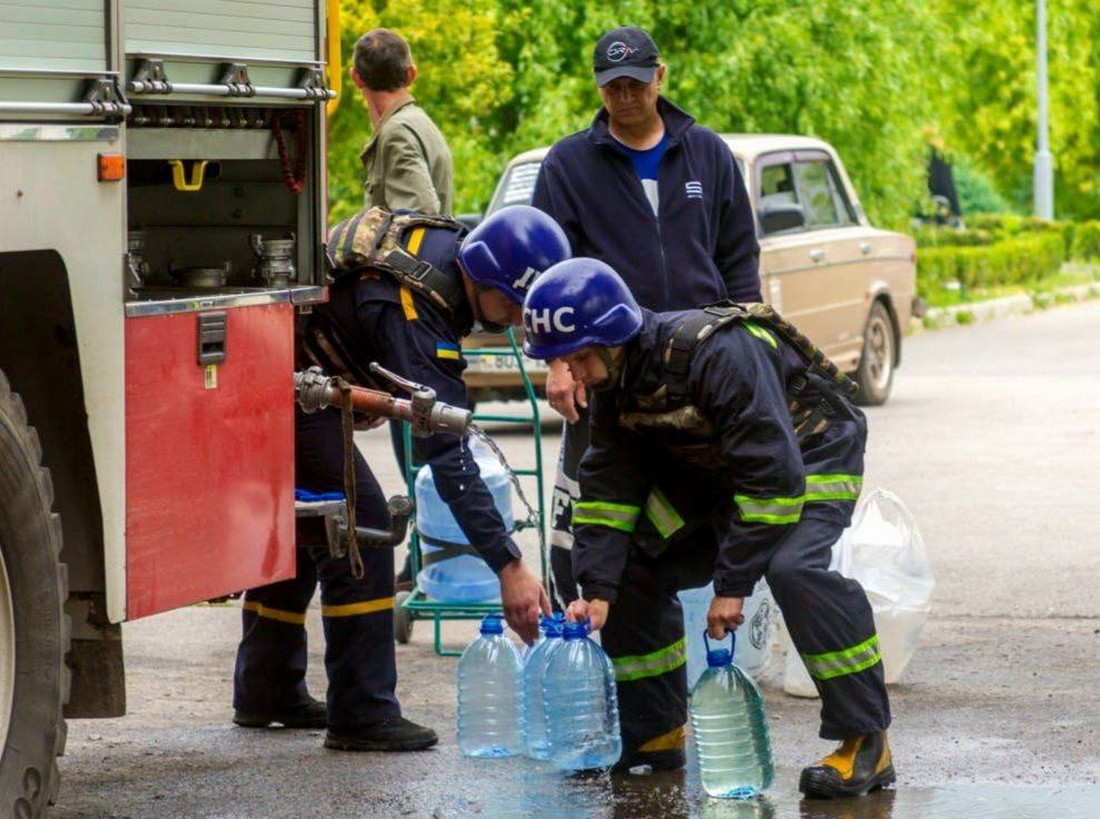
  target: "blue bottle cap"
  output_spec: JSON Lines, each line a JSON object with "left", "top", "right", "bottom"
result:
{"left": 561, "top": 620, "right": 589, "bottom": 640}
{"left": 540, "top": 615, "right": 564, "bottom": 638}
{"left": 479, "top": 614, "right": 505, "bottom": 635}
{"left": 702, "top": 629, "right": 735, "bottom": 667}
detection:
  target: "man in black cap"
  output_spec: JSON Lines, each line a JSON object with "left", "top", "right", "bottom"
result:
{"left": 532, "top": 27, "right": 761, "bottom": 734}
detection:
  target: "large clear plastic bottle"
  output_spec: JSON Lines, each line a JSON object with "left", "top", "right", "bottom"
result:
{"left": 522, "top": 613, "right": 565, "bottom": 760}
{"left": 415, "top": 435, "right": 513, "bottom": 602}
{"left": 689, "top": 630, "right": 774, "bottom": 798}
{"left": 543, "top": 621, "right": 622, "bottom": 771}
{"left": 456, "top": 614, "right": 524, "bottom": 758}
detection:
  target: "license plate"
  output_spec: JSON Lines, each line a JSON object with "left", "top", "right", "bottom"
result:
{"left": 463, "top": 352, "right": 548, "bottom": 374}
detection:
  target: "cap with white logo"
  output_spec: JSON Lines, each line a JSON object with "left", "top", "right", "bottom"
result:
{"left": 593, "top": 26, "right": 660, "bottom": 87}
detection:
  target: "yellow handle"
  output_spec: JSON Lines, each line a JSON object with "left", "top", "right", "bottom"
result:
{"left": 325, "top": 0, "right": 342, "bottom": 118}
{"left": 168, "top": 159, "right": 208, "bottom": 192}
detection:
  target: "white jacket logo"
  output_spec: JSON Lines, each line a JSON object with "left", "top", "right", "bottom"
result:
{"left": 525, "top": 306, "right": 575, "bottom": 334}
{"left": 685, "top": 181, "right": 703, "bottom": 200}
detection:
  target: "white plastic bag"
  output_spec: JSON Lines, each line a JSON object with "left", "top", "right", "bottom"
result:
{"left": 783, "top": 489, "right": 934, "bottom": 695}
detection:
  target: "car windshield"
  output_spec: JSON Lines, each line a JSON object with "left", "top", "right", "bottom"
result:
{"left": 486, "top": 160, "right": 541, "bottom": 214}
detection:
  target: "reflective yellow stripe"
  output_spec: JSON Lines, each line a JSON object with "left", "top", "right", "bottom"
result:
{"left": 805, "top": 473, "right": 862, "bottom": 502}
{"left": 734, "top": 492, "right": 804, "bottom": 524}
{"left": 612, "top": 637, "right": 687, "bottom": 682}
{"left": 801, "top": 634, "right": 882, "bottom": 680}
{"left": 574, "top": 501, "right": 641, "bottom": 533}
{"left": 242, "top": 601, "right": 307, "bottom": 625}
{"left": 406, "top": 226, "right": 426, "bottom": 256}
{"left": 644, "top": 486, "right": 685, "bottom": 539}
{"left": 743, "top": 321, "right": 777, "bottom": 349}
{"left": 399, "top": 285, "right": 419, "bottom": 320}
{"left": 321, "top": 596, "right": 395, "bottom": 618}
{"left": 638, "top": 725, "right": 686, "bottom": 753}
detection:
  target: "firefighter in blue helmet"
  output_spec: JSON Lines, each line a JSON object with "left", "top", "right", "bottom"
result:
{"left": 233, "top": 205, "right": 568, "bottom": 752}
{"left": 521, "top": 258, "right": 894, "bottom": 798}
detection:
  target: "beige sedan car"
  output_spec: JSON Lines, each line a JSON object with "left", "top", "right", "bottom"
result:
{"left": 465, "top": 135, "right": 919, "bottom": 406}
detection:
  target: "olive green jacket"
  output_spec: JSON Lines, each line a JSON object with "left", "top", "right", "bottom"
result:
{"left": 359, "top": 96, "right": 454, "bottom": 216}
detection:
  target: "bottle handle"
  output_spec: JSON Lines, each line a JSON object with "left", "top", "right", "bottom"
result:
{"left": 702, "top": 628, "right": 735, "bottom": 655}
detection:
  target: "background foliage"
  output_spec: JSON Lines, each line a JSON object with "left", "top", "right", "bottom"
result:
{"left": 327, "top": 0, "right": 1099, "bottom": 226}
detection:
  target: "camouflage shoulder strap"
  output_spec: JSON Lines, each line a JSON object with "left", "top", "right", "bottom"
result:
{"left": 664, "top": 300, "right": 857, "bottom": 403}
{"left": 326, "top": 207, "right": 466, "bottom": 313}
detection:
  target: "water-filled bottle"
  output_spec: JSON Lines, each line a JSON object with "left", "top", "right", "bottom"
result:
{"left": 522, "top": 614, "right": 565, "bottom": 760}
{"left": 690, "top": 631, "right": 774, "bottom": 798}
{"left": 543, "top": 621, "right": 622, "bottom": 771}
{"left": 415, "top": 435, "right": 513, "bottom": 602}
{"left": 457, "top": 614, "right": 524, "bottom": 758}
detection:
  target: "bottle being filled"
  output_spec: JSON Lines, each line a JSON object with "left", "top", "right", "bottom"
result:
{"left": 415, "top": 435, "right": 513, "bottom": 602}
{"left": 456, "top": 614, "right": 524, "bottom": 758}
{"left": 689, "top": 630, "right": 775, "bottom": 798}
{"left": 522, "top": 613, "right": 565, "bottom": 760}
{"left": 543, "top": 620, "right": 622, "bottom": 771}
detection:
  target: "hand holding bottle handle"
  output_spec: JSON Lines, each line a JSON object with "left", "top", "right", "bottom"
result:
{"left": 566, "top": 598, "right": 609, "bottom": 631}
{"left": 707, "top": 594, "right": 745, "bottom": 640}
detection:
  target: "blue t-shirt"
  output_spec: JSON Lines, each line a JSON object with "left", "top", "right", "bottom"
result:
{"left": 616, "top": 132, "right": 669, "bottom": 216}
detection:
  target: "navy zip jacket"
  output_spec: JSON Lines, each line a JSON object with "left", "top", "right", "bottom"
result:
{"left": 312, "top": 225, "right": 521, "bottom": 573}
{"left": 574, "top": 309, "right": 867, "bottom": 603}
{"left": 532, "top": 98, "right": 761, "bottom": 310}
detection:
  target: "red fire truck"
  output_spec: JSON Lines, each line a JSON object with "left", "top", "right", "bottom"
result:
{"left": 0, "top": 2, "right": 340, "bottom": 812}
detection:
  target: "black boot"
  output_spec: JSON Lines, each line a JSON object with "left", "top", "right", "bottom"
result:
{"left": 233, "top": 696, "right": 327, "bottom": 729}
{"left": 324, "top": 716, "right": 438, "bottom": 752}
{"left": 799, "top": 730, "right": 896, "bottom": 799}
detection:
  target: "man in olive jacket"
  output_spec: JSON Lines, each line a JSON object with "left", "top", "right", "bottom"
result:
{"left": 352, "top": 29, "right": 453, "bottom": 215}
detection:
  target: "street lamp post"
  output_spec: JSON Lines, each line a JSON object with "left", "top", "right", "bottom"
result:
{"left": 1034, "top": 0, "right": 1054, "bottom": 219}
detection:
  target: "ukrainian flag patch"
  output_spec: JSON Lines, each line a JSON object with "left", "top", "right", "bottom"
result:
{"left": 435, "top": 341, "right": 461, "bottom": 361}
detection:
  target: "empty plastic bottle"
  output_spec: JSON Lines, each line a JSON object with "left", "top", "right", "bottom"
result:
{"left": 457, "top": 614, "right": 524, "bottom": 758}
{"left": 415, "top": 435, "right": 513, "bottom": 602}
{"left": 689, "top": 630, "right": 775, "bottom": 798}
{"left": 543, "top": 621, "right": 622, "bottom": 771}
{"left": 522, "top": 613, "right": 565, "bottom": 760}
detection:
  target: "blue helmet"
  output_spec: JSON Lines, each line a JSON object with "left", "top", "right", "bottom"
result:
{"left": 522, "top": 258, "right": 643, "bottom": 360}
{"left": 458, "top": 205, "right": 571, "bottom": 304}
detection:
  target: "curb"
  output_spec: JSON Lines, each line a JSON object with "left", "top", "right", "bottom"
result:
{"left": 913, "top": 282, "right": 1099, "bottom": 332}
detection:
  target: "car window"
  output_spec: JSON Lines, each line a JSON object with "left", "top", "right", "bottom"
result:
{"left": 486, "top": 160, "right": 541, "bottom": 214}
{"left": 760, "top": 163, "right": 798, "bottom": 208}
{"left": 792, "top": 160, "right": 857, "bottom": 229}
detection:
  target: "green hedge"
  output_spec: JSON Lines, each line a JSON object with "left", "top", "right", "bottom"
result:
{"left": 917, "top": 232, "right": 1066, "bottom": 294}
{"left": 1070, "top": 221, "right": 1100, "bottom": 261}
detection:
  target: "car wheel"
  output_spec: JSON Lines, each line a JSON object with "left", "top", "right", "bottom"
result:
{"left": 854, "top": 301, "right": 896, "bottom": 406}
{"left": 394, "top": 590, "right": 413, "bottom": 644}
{"left": 0, "top": 371, "right": 70, "bottom": 817}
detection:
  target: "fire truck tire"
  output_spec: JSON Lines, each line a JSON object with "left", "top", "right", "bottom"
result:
{"left": 394, "top": 590, "right": 413, "bottom": 644}
{"left": 0, "top": 371, "right": 71, "bottom": 818}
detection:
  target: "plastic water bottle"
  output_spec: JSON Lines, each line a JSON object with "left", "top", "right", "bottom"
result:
{"left": 522, "top": 614, "right": 565, "bottom": 760}
{"left": 690, "top": 631, "right": 774, "bottom": 798}
{"left": 543, "top": 621, "right": 622, "bottom": 771}
{"left": 457, "top": 614, "right": 524, "bottom": 758}
{"left": 415, "top": 435, "right": 513, "bottom": 602}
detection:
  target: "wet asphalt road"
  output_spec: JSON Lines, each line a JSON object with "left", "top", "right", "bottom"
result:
{"left": 51, "top": 300, "right": 1100, "bottom": 818}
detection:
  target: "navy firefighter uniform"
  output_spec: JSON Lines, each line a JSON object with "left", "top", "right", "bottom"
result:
{"left": 571, "top": 307, "right": 891, "bottom": 767}
{"left": 233, "top": 216, "right": 520, "bottom": 739}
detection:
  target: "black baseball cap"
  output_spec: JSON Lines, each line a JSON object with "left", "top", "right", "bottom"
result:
{"left": 593, "top": 26, "right": 660, "bottom": 87}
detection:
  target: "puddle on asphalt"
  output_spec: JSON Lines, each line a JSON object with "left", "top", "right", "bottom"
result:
{"left": 475, "top": 766, "right": 1099, "bottom": 818}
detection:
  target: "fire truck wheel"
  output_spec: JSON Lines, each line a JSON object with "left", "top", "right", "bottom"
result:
{"left": 0, "top": 371, "right": 70, "bottom": 817}
{"left": 394, "top": 590, "right": 413, "bottom": 644}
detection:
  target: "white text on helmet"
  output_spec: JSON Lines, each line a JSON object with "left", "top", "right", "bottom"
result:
{"left": 525, "top": 306, "right": 575, "bottom": 334}
{"left": 511, "top": 266, "right": 539, "bottom": 291}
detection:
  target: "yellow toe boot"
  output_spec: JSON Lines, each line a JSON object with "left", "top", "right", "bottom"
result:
{"left": 799, "top": 730, "right": 895, "bottom": 799}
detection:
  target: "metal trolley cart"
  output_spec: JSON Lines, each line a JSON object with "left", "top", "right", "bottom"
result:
{"left": 394, "top": 328, "right": 548, "bottom": 656}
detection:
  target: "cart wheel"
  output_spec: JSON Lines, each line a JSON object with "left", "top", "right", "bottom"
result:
{"left": 394, "top": 590, "right": 413, "bottom": 644}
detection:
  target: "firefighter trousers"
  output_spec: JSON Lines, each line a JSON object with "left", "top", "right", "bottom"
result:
{"left": 601, "top": 513, "right": 890, "bottom": 759}
{"left": 233, "top": 407, "right": 401, "bottom": 729}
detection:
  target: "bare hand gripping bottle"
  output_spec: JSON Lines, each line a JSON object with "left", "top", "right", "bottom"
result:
{"left": 457, "top": 614, "right": 524, "bottom": 758}
{"left": 689, "top": 631, "right": 774, "bottom": 798}
{"left": 543, "top": 620, "right": 622, "bottom": 771}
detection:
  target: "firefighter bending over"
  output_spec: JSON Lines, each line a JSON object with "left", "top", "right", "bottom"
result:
{"left": 233, "top": 205, "right": 569, "bottom": 752}
{"left": 520, "top": 258, "right": 894, "bottom": 798}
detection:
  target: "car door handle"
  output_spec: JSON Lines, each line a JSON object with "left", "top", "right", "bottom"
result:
{"left": 859, "top": 242, "right": 872, "bottom": 255}
{"left": 809, "top": 249, "right": 825, "bottom": 262}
